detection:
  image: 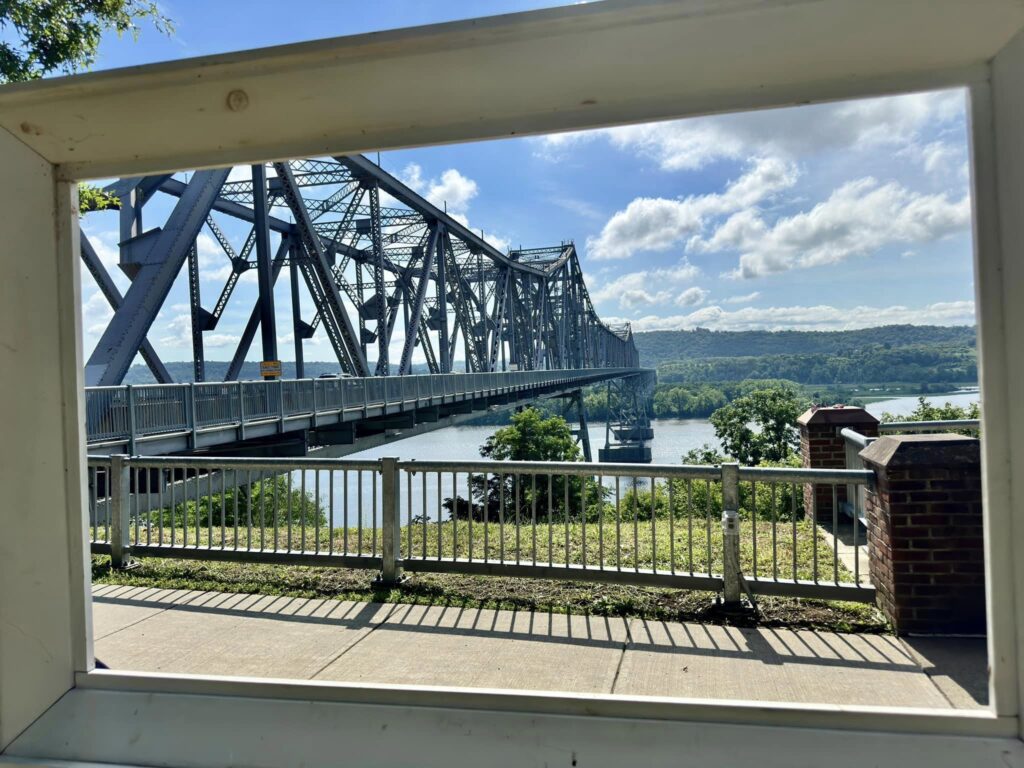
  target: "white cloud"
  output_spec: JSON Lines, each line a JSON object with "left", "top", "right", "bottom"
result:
{"left": 81, "top": 289, "right": 114, "bottom": 336}
{"left": 401, "top": 162, "right": 478, "bottom": 214}
{"left": 589, "top": 261, "right": 701, "bottom": 310}
{"left": 399, "top": 162, "right": 507, "bottom": 252}
{"left": 610, "top": 300, "right": 975, "bottom": 332}
{"left": 400, "top": 162, "right": 424, "bottom": 192}
{"left": 901, "top": 139, "right": 965, "bottom": 175}
{"left": 721, "top": 291, "right": 761, "bottom": 304}
{"left": 195, "top": 232, "right": 225, "bottom": 268}
{"left": 539, "top": 90, "right": 964, "bottom": 171}
{"left": 549, "top": 196, "right": 603, "bottom": 220}
{"left": 689, "top": 177, "right": 970, "bottom": 278}
{"left": 226, "top": 166, "right": 252, "bottom": 183}
{"left": 675, "top": 287, "right": 709, "bottom": 307}
{"left": 586, "top": 157, "right": 797, "bottom": 260}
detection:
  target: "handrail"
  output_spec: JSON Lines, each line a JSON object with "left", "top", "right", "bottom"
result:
{"left": 879, "top": 419, "right": 980, "bottom": 433}
{"left": 84, "top": 367, "right": 649, "bottom": 446}
{"left": 87, "top": 453, "right": 876, "bottom": 603}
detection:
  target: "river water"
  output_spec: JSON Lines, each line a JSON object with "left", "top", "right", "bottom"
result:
{"left": 309, "top": 389, "right": 980, "bottom": 524}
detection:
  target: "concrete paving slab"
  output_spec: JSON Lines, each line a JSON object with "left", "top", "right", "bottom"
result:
{"left": 92, "top": 586, "right": 174, "bottom": 640}
{"left": 90, "top": 586, "right": 985, "bottom": 708}
{"left": 899, "top": 636, "right": 988, "bottom": 709}
{"left": 616, "top": 619, "right": 951, "bottom": 707}
{"left": 314, "top": 602, "right": 628, "bottom": 692}
{"left": 94, "top": 589, "right": 392, "bottom": 680}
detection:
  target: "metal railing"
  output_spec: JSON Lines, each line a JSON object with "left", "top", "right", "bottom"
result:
{"left": 840, "top": 418, "right": 981, "bottom": 523}
{"left": 878, "top": 419, "right": 980, "bottom": 435}
{"left": 89, "top": 454, "right": 875, "bottom": 603}
{"left": 84, "top": 369, "right": 636, "bottom": 449}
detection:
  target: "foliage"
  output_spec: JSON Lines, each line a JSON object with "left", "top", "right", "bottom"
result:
{"left": 0, "top": 0, "right": 172, "bottom": 83}
{"left": 0, "top": 2, "right": 168, "bottom": 217}
{"left": 481, "top": 407, "right": 581, "bottom": 462}
{"left": 634, "top": 324, "right": 976, "bottom": 369}
{"left": 92, "top": 553, "right": 886, "bottom": 632}
{"left": 657, "top": 345, "right": 977, "bottom": 387}
{"left": 444, "top": 407, "right": 605, "bottom": 522}
{"left": 880, "top": 395, "right": 980, "bottom": 423}
{"left": 709, "top": 385, "right": 801, "bottom": 465}
{"left": 78, "top": 183, "right": 119, "bottom": 214}
{"left": 153, "top": 476, "right": 325, "bottom": 530}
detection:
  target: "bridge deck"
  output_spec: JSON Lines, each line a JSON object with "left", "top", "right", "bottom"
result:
{"left": 86, "top": 368, "right": 649, "bottom": 456}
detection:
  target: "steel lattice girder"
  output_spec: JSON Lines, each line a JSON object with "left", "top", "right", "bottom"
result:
{"left": 80, "top": 154, "right": 637, "bottom": 384}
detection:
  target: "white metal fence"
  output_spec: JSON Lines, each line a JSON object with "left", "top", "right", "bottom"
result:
{"left": 88, "top": 454, "right": 875, "bottom": 603}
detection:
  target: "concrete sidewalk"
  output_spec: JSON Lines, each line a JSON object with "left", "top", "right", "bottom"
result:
{"left": 91, "top": 584, "right": 987, "bottom": 709}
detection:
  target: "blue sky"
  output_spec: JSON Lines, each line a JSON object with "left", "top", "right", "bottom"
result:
{"left": 77, "top": 1, "right": 976, "bottom": 364}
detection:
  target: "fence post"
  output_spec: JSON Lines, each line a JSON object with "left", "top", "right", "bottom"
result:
{"left": 278, "top": 379, "right": 285, "bottom": 432}
{"left": 125, "top": 384, "right": 137, "bottom": 455}
{"left": 720, "top": 462, "right": 742, "bottom": 606}
{"left": 109, "top": 454, "right": 132, "bottom": 569}
{"left": 377, "top": 457, "right": 403, "bottom": 586}
{"left": 237, "top": 381, "right": 246, "bottom": 441}
{"left": 188, "top": 383, "right": 197, "bottom": 449}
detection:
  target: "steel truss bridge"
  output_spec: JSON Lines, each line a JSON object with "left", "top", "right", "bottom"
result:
{"left": 81, "top": 154, "right": 652, "bottom": 457}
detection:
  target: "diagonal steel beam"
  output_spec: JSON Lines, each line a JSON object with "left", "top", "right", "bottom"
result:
{"left": 79, "top": 232, "right": 172, "bottom": 383}
{"left": 273, "top": 161, "right": 369, "bottom": 376}
{"left": 399, "top": 224, "right": 439, "bottom": 374}
{"left": 85, "top": 167, "right": 231, "bottom": 385}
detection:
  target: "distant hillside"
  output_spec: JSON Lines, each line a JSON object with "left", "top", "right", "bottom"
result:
{"left": 633, "top": 325, "right": 976, "bottom": 368}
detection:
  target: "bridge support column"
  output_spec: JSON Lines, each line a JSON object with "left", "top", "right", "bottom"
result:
{"left": 564, "top": 389, "right": 592, "bottom": 462}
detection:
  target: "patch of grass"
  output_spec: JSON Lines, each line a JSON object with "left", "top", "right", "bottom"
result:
{"left": 95, "top": 518, "right": 849, "bottom": 582}
{"left": 92, "top": 517, "right": 887, "bottom": 633}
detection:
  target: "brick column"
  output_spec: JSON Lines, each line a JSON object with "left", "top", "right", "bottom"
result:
{"left": 797, "top": 405, "right": 879, "bottom": 521}
{"left": 859, "top": 434, "right": 984, "bottom": 635}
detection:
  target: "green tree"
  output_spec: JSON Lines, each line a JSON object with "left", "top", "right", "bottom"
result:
{"left": 0, "top": 0, "right": 172, "bottom": 213}
{"left": 709, "top": 386, "right": 801, "bottom": 465}
{"left": 880, "top": 396, "right": 980, "bottom": 423}
{"left": 445, "top": 407, "right": 603, "bottom": 522}
{"left": 481, "top": 407, "right": 581, "bottom": 462}
{"left": 0, "top": 0, "right": 171, "bottom": 83}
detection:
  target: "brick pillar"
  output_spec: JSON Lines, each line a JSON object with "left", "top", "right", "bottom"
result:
{"left": 859, "top": 434, "right": 985, "bottom": 635}
{"left": 797, "top": 405, "right": 879, "bottom": 521}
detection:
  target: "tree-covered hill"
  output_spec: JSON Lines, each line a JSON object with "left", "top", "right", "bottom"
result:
{"left": 633, "top": 325, "right": 976, "bottom": 368}
{"left": 656, "top": 345, "right": 976, "bottom": 386}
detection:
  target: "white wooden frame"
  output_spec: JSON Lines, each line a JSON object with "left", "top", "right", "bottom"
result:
{"left": 1, "top": 1, "right": 1023, "bottom": 764}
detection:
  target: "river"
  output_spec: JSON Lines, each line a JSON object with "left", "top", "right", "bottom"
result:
{"left": 309, "top": 389, "right": 980, "bottom": 524}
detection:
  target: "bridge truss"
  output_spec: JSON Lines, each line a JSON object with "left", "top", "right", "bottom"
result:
{"left": 82, "top": 155, "right": 639, "bottom": 386}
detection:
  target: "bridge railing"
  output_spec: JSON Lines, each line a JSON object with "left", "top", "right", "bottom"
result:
{"left": 88, "top": 454, "right": 874, "bottom": 604}
{"left": 84, "top": 368, "right": 635, "bottom": 447}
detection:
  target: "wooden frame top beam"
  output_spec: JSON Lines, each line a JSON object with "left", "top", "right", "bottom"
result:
{"left": 0, "top": 0, "right": 1021, "bottom": 180}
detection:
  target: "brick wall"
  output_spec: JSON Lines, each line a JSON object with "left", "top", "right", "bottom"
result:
{"left": 859, "top": 434, "right": 985, "bottom": 635}
{"left": 797, "top": 406, "right": 879, "bottom": 521}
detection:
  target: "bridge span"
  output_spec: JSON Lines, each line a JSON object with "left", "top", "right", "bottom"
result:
{"left": 86, "top": 369, "right": 654, "bottom": 458}
{"left": 81, "top": 153, "right": 652, "bottom": 460}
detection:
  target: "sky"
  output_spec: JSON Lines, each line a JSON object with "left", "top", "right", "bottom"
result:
{"left": 76, "top": 0, "right": 976, "bottom": 366}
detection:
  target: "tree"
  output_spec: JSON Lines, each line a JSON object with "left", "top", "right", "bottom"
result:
{"left": 880, "top": 396, "right": 980, "bottom": 423}
{"left": 0, "top": 0, "right": 171, "bottom": 83}
{"left": 480, "top": 407, "right": 581, "bottom": 463}
{"left": 709, "top": 386, "right": 801, "bottom": 465}
{"left": 0, "top": 0, "right": 173, "bottom": 213}
{"left": 444, "top": 407, "right": 603, "bottom": 522}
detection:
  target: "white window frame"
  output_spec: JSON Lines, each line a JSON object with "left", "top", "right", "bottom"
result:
{"left": 1, "top": 2, "right": 1023, "bottom": 764}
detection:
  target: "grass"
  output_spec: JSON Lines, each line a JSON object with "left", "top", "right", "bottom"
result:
{"left": 92, "top": 517, "right": 887, "bottom": 633}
